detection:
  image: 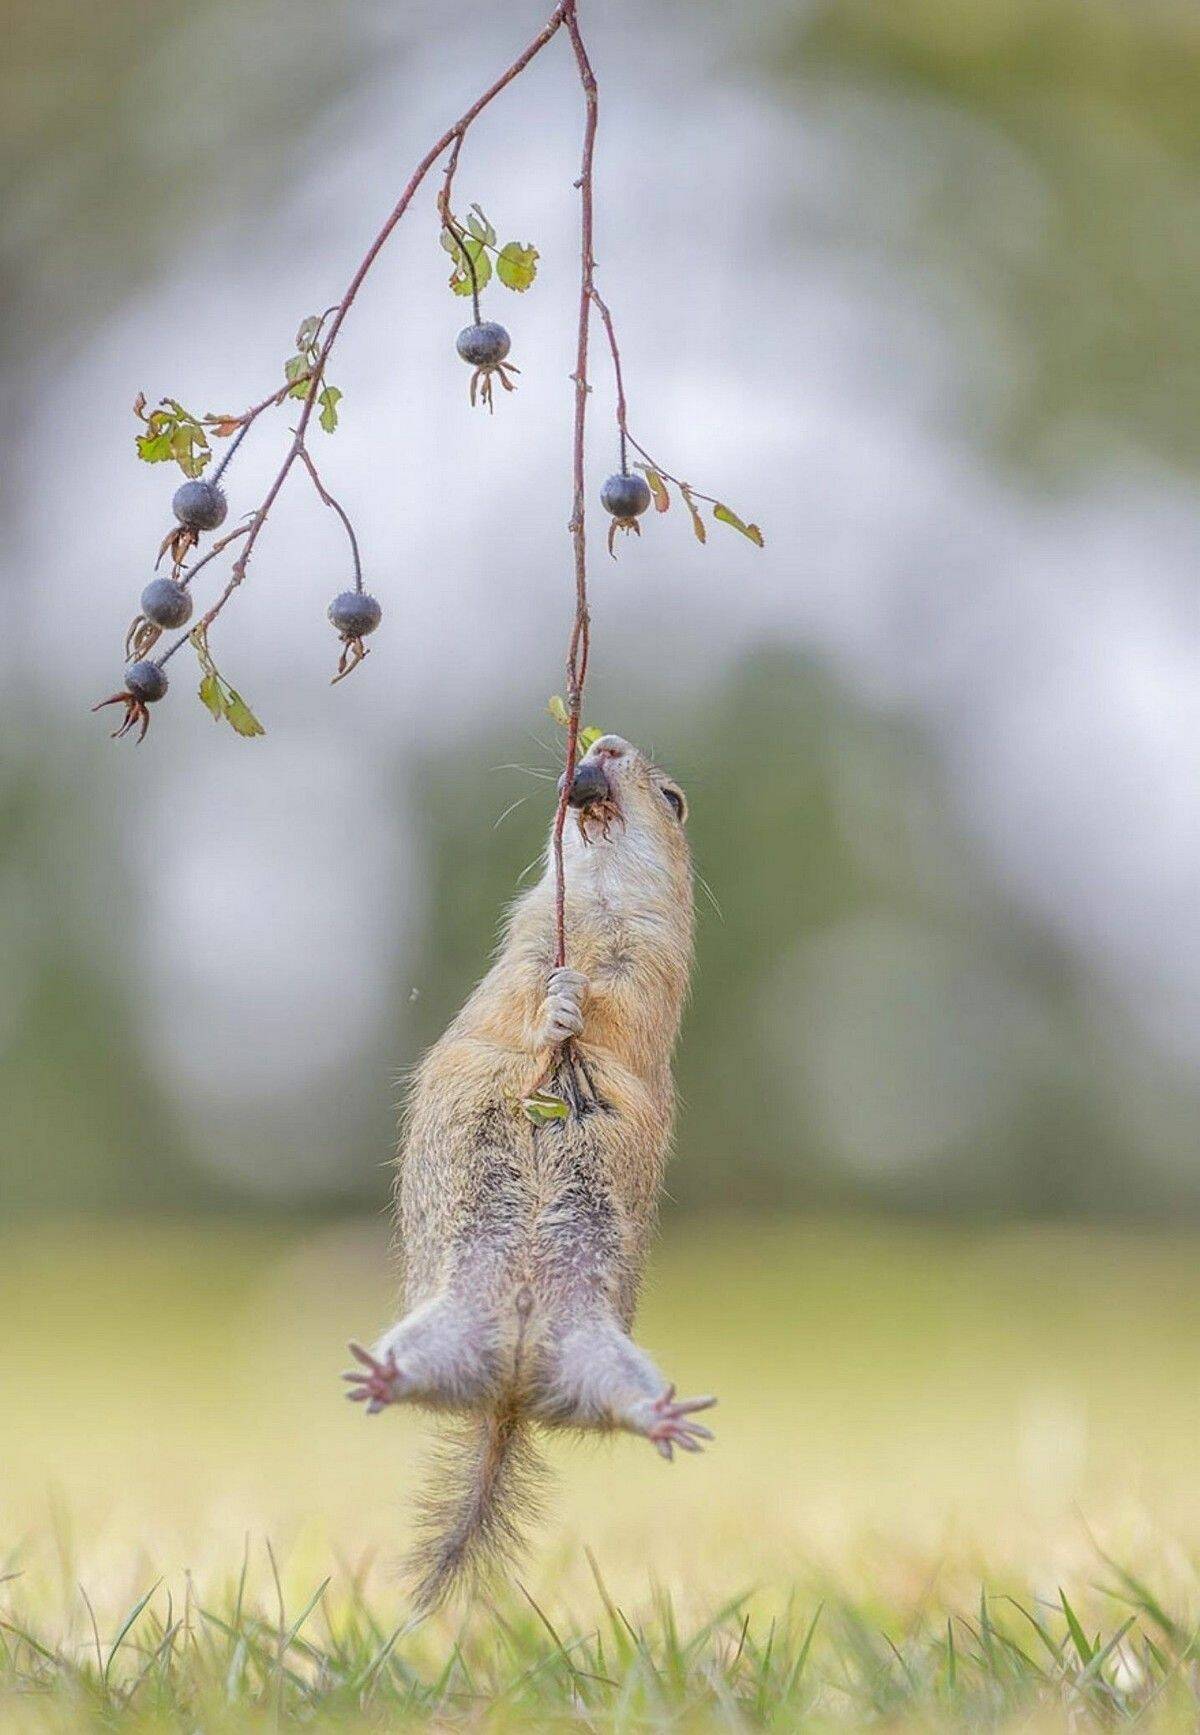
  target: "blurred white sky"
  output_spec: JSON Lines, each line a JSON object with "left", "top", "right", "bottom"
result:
{"left": 8, "top": 0, "right": 1200, "bottom": 1182}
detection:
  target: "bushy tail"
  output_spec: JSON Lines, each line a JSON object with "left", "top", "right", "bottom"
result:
{"left": 405, "top": 1403, "right": 547, "bottom": 1613}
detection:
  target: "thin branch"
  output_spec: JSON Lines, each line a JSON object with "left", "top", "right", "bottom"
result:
{"left": 590, "top": 287, "right": 629, "bottom": 474}
{"left": 177, "top": 522, "right": 253, "bottom": 593}
{"left": 437, "top": 133, "right": 483, "bottom": 326}
{"left": 550, "top": 0, "right": 598, "bottom": 973}
{"left": 297, "top": 447, "right": 364, "bottom": 592}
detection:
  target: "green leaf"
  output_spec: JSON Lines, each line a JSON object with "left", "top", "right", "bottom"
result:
{"left": 522, "top": 1091, "right": 570, "bottom": 1123}
{"left": 318, "top": 386, "right": 343, "bottom": 434}
{"left": 224, "top": 690, "right": 266, "bottom": 739}
{"left": 467, "top": 204, "right": 496, "bottom": 246}
{"left": 190, "top": 627, "right": 265, "bottom": 737}
{"left": 284, "top": 353, "right": 312, "bottom": 401}
{"left": 643, "top": 468, "right": 670, "bottom": 513}
{"left": 680, "top": 483, "right": 707, "bottom": 545}
{"left": 447, "top": 235, "right": 492, "bottom": 297}
{"left": 295, "top": 314, "right": 322, "bottom": 352}
{"left": 134, "top": 398, "right": 211, "bottom": 475}
{"left": 713, "top": 502, "right": 765, "bottom": 547}
{"left": 496, "top": 241, "right": 539, "bottom": 292}
{"left": 198, "top": 671, "right": 224, "bottom": 721}
{"left": 579, "top": 725, "right": 604, "bottom": 753}
{"left": 547, "top": 694, "right": 571, "bottom": 726}
{"left": 170, "top": 421, "right": 210, "bottom": 478}
{"left": 135, "top": 432, "right": 175, "bottom": 465}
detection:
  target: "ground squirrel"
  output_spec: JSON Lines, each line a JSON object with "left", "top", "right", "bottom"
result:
{"left": 344, "top": 734, "right": 714, "bottom": 1609}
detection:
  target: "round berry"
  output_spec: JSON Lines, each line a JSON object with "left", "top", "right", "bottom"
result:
{"left": 328, "top": 591, "right": 383, "bottom": 640}
{"left": 140, "top": 577, "right": 194, "bottom": 629}
{"left": 600, "top": 472, "right": 652, "bottom": 519}
{"left": 172, "top": 478, "right": 228, "bottom": 532}
{"left": 125, "top": 660, "right": 168, "bottom": 704}
{"left": 456, "top": 322, "right": 511, "bottom": 368}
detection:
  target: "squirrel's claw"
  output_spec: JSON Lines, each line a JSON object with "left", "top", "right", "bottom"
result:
{"left": 641, "top": 1385, "right": 718, "bottom": 1461}
{"left": 342, "top": 1341, "right": 405, "bottom": 1414}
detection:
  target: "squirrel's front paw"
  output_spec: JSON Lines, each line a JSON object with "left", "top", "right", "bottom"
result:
{"left": 539, "top": 967, "right": 589, "bottom": 1045}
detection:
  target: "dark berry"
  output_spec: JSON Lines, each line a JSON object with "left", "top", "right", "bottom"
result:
{"left": 456, "top": 322, "right": 511, "bottom": 368}
{"left": 140, "top": 577, "right": 194, "bottom": 629}
{"left": 172, "top": 479, "right": 228, "bottom": 532}
{"left": 601, "top": 472, "right": 652, "bottom": 519}
{"left": 328, "top": 591, "right": 383, "bottom": 639}
{"left": 126, "top": 660, "right": 168, "bottom": 704}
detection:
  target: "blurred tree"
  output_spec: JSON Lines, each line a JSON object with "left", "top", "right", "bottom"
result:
{"left": 778, "top": 0, "right": 1200, "bottom": 476}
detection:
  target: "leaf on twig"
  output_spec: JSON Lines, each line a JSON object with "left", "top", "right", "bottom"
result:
{"left": 133, "top": 396, "right": 211, "bottom": 477}
{"left": 679, "top": 483, "right": 707, "bottom": 545}
{"left": 496, "top": 242, "right": 539, "bottom": 292}
{"left": 547, "top": 694, "right": 571, "bottom": 726}
{"left": 522, "top": 1090, "right": 570, "bottom": 1123}
{"left": 295, "top": 314, "right": 323, "bottom": 351}
{"left": 205, "top": 415, "right": 243, "bottom": 440}
{"left": 713, "top": 502, "right": 765, "bottom": 547}
{"left": 283, "top": 313, "right": 342, "bottom": 423}
{"left": 467, "top": 204, "right": 497, "bottom": 246}
{"left": 224, "top": 691, "right": 266, "bottom": 738}
{"left": 442, "top": 230, "right": 492, "bottom": 297}
{"left": 197, "top": 670, "right": 223, "bottom": 721}
{"left": 283, "top": 353, "right": 312, "bottom": 401}
{"left": 190, "top": 626, "right": 265, "bottom": 738}
{"left": 318, "top": 386, "right": 343, "bottom": 434}
{"left": 578, "top": 725, "right": 605, "bottom": 754}
{"left": 642, "top": 467, "right": 670, "bottom": 513}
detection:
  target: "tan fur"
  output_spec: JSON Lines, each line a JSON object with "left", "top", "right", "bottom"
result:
{"left": 349, "top": 736, "right": 706, "bottom": 1610}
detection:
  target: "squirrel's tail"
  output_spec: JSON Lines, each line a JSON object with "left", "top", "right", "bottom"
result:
{"left": 405, "top": 1403, "right": 546, "bottom": 1613}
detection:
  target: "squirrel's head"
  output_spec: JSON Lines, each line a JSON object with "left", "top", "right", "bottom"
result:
{"left": 557, "top": 734, "right": 690, "bottom": 884}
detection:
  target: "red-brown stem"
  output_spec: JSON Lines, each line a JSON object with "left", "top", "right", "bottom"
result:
{"left": 297, "top": 446, "right": 364, "bottom": 592}
{"left": 590, "top": 286, "right": 629, "bottom": 474}
{"left": 551, "top": 0, "right": 597, "bottom": 973}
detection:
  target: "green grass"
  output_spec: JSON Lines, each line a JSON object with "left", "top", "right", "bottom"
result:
{"left": 5, "top": 1547, "right": 1200, "bottom": 1730}
{"left": 8, "top": 1215, "right": 1200, "bottom": 1728}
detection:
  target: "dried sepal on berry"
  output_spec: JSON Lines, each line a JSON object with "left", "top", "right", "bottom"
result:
{"left": 328, "top": 591, "right": 382, "bottom": 685}
{"left": 92, "top": 659, "right": 168, "bottom": 744}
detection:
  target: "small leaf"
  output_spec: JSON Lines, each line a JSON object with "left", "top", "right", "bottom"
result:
{"left": 547, "top": 694, "right": 571, "bottom": 726}
{"left": 713, "top": 502, "right": 764, "bottom": 547}
{"left": 198, "top": 670, "right": 224, "bottom": 721}
{"left": 284, "top": 353, "right": 312, "bottom": 401}
{"left": 496, "top": 242, "right": 539, "bottom": 292}
{"left": 206, "top": 416, "right": 242, "bottom": 439}
{"left": 643, "top": 468, "right": 670, "bottom": 513}
{"left": 295, "top": 314, "right": 322, "bottom": 352}
{"left": 443, "top": 231, "right": 492, "bottom": 296}
{"left": 467, "top": 204, "right": 496, "bottom": 246}
{"left": 579, "top": 726, "right": 604, "bottom": 753}
{"left": 522, "top": 1091, "right": 570, "bottom": 1123}
{"left": 680, "top": 483, "right": 707, "bottom": 545}
{"left": 318, "top": 386, "right": 343, "bottom": 435}
{"left": 224, "top": 690, "right": 266, "bottom": 739}
{"left": 135, "top": 432, "right": 174, "bottom": 465}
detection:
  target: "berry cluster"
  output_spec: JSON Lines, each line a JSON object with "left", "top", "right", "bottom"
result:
{"left": 94, "top": 6, "right": 761, "bottom": 748}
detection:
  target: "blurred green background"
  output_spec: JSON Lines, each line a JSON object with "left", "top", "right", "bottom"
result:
{"left": 5, "top": 0, "right": 1200, "bottom": 1607}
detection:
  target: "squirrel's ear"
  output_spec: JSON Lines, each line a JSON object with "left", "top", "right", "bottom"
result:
{"left": 658, "top": 781, "right": 688, "bottom": 824}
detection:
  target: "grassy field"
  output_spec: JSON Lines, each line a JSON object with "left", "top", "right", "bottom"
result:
{"left": 6, "top": 1216, "right": 1200, "bottom": 1728}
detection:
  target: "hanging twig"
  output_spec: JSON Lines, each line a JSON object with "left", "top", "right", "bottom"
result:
{"left": 551, "top": 0, "right": 598, "bottom": 972}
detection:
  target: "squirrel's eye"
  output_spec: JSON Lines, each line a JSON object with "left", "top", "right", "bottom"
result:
{"left": 660, "top": 785, "right": 686, "bottom": 822}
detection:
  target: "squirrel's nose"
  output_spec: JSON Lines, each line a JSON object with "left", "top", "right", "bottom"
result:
{"left": 559, "top": 760, "right": 610, "bottom": 808}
